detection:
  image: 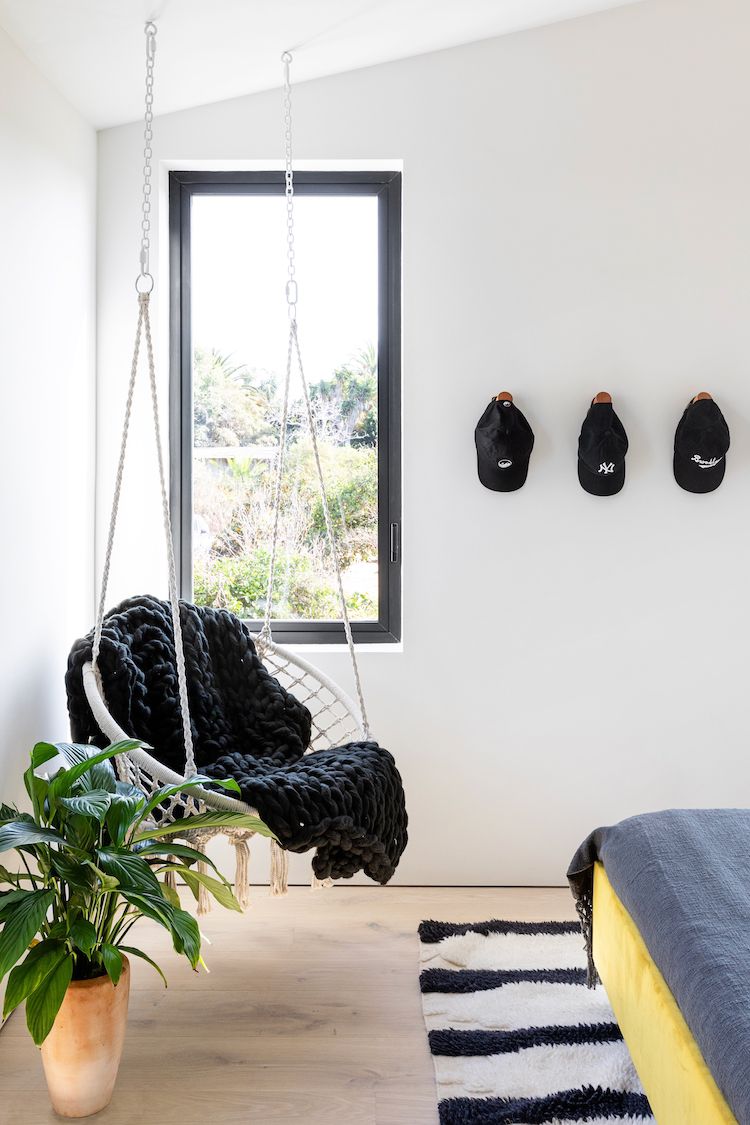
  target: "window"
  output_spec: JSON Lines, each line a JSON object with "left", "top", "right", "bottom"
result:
{"left": 169, "top": 170, "right": 401, "bottom": 644}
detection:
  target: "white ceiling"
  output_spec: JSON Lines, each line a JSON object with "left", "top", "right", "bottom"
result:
{"left": 0, "top": 0, "right": 644, "bottom": 129}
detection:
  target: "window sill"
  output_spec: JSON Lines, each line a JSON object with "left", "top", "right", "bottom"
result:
{"left": 283, "top": 640, "right": 403, "bottom": 656}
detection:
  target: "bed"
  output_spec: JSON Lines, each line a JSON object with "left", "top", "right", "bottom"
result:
{"left": 569, "top": 810, "right": 750, "bottom": 1125}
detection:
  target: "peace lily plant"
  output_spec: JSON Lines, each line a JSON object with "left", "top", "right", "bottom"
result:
{"left": 0, "top": 739, "right": 273, "bottom": 1116}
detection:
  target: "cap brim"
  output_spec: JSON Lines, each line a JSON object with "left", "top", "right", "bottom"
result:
{"left": 577, "top": 460, "right": 625, "bottom": 496}
{"left": 477, "top": 457, "right": 530, "bottom": 492}
{"left": 673, "top": 451, "right": 726, "bottom": 493}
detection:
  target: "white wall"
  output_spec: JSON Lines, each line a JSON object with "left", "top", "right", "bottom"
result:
{"left": 97, "top": 0, "right": 750, "bottom": 886}
{"left": 0, "top": 27, "right": 96, "bottom": 806}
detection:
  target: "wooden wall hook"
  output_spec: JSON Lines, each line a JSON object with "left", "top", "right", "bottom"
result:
{"left": 593, "top": 391, "right": 612, "bottom": 404}
{"left": 495, "top": 391, "right": 513, "bottom": 403}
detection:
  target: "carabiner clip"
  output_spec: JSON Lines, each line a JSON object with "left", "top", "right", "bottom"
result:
{"left": 145, "top": 21, "right": 157, "bottom": 58}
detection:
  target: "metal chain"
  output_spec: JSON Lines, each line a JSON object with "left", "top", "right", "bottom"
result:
{"left": 94, "top": 20, "right": 197, "bottom": 777}
{"left": 263, "top": 51, "right": 371, "bottom": 738}
{"left": 260, "top": 52, "right": 296, "bottom": 637}
{"left": 282, "top": 51, "right": 298, "bottom": 315}
{"left": 138, "top": 21, "right": 157, "bottom": 291}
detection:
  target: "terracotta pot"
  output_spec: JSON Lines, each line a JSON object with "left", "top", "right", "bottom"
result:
{"left": 40, "top": 957, "right": 130, "bottom": 1118}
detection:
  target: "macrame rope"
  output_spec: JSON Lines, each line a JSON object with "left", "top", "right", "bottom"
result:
{"left": 142, "top": 297, "right": 196, "bottom": 775}
{"left": 92, "top": 294, "right": 195, "bottom": 775}
{"left": 292, "top": 321, "right": 370, "bottom": 737}
{"left": 260, "top": 323, "right": 294, "bottom": 643}
{"left": 92, "top": 302, "right": 144, "bottom": 671}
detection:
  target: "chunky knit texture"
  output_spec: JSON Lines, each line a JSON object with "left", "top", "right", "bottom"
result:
{"left": 66, "top": 595, "right": 407, "bottom": 883}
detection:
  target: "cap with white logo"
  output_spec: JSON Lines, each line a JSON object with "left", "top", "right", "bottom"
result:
{"left": 475, "top": 391, "right": 535, "bottom": 492}
{"left": 673, "top": 392, "right": 730, "bottom": 494}
{"left": 577, "top": 392, "right": 628, "bottom": 497}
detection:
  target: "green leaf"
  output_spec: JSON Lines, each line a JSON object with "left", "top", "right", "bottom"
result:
{"left": 25, "top": 956, "right": 73, "bottom": 1045}
{"left": 0, "top": 889, "right": 54, "bottom": 980}
{"left": 49, "top": 851, "right": 95, "bottom": 892}
{"left": 66, "top": 814, "right": 97, "bottom": 853}
{"left": 105, "top": 787, "right": 146, "bottom": 847}
{"left": 160, "top": 880, "right": 181, "bottom": 909}
{"left": 45, "top": 921, "right": 69, "bottom": 942}
{"left": 69, "top": 918, "right": 97, "bottom": 958}
{"left": 119, "top": 945, "right": 167, "bottom": 987}
{"left": 30, "top": 743, "right": 62, "bottom": 771}
{"left": 220, "top": 778, "right": 242, "bottom": 795}
{"left": 97, "top": 850, "right": 162, "bottom": 896}
{"left": 134, "top": 810, "right": 276, "bottom": 844}
{"left": 119, "top": 891, "right": 173, "bottom": 930}
{"left": 115, "top": 781, "right": 146, "bottom": 800}
{"left": 84, "top": 861, "right": 119, "bottom": 893}
{"left": 23, "top": 772, "right": 49, "bottom": 820}
{"left": 168, "top": 907, "right": 201, "bottom": 969}
{"left": 0, "top": 804, "right": 19, "bottom": 825}
{"left": 0, "top": 889, "right": 35, "bottom": 919}
{"left": 85, "top": 762, "right": 117, "bottom": 794}
{"left": 3, "top": 941, "right": 67, "bottom": 1019}
{"left": 100, "top": 944, "right": 123, "bottom": 986}
{"left": 59, "top": 790, "right": 112, "bottom": 822}
{"left": 0, "top": 821, "right": 67, "bottom": 854}
{"left": 135, "top": 775, "right": 242, "bottom": 827}
{"left": 119, "top": 892, "right": 200, "bottom": 967}
{"left": 178, "top": 868, "right": 242, "bottom": 913}
{"left": 47, "top": 743, "right": 91, "bottom": 768}
{"left": 135, "top": 842, "right": 223, "bottom": 874}
{"left": 48, "top": 741, "right": 142, "bottom": 802}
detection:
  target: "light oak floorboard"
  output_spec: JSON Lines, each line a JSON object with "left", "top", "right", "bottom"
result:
{"left": 0, "top": 885, "right": 575, "bottom": 1124}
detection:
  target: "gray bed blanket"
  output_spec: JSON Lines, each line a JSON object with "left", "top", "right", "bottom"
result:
{"left": 568, "top": 809, "right": 750, "bottom": 1125}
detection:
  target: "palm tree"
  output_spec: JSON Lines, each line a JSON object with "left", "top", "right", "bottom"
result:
{"left": 193, "top": 348, "right": 273, "bottom": 448}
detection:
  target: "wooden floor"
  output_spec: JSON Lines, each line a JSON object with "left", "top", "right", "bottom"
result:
{"left": 0, "top": 885, "right": 575, "bottom": 1124}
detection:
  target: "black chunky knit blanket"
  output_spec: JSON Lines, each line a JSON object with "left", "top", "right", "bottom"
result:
{"left": 66, "top": 596, "right": 407, "bottom": 883}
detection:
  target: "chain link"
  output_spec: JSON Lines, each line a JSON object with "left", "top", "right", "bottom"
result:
{"left": 139, "top": 21, "right": 157, "bottom": 284}
{"left": 281, "top": 52, "right": 297, "bottom": 316}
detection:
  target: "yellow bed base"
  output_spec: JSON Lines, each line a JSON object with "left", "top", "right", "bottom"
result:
{"left": 592, "top": 862, "right": 737, "bottom": 1125}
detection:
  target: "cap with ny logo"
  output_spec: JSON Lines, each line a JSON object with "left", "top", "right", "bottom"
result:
{"left": 577, "top": 392, "right": 629, "bottom": 496}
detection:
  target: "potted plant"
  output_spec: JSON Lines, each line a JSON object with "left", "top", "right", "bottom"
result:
{"left": 0, "top": 739, "right": 273, "bottom": 1118}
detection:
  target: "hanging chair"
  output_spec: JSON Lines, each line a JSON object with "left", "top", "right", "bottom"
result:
{"left": 67, "top": 30, "right": 407, "bottom": 906}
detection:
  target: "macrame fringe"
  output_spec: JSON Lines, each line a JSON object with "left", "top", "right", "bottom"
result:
{"left": 233, "top": 837, "right": 251, "bottom": 908}
{"left": 311, "top": 875, "right": 334, "bottom": 891}
{"left": 165, "top": 859, "right": 177, "bottom": 893}
{"left": 311, "top": 852, "right": 333, "bottom": 891}
{"left": 196, "top": 841, "right": 212, "bottom": 916}
{"left": 269, "top": 839, "right": 289, "bottom": 897}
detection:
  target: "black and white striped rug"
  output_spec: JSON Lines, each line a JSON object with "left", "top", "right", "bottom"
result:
{"left": 419, "top": 919, "right": 654, "bottom": 1125}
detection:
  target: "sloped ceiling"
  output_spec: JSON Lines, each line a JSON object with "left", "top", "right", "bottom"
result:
{"left": 0, "top": 0, "right": 644, "bottom": 129}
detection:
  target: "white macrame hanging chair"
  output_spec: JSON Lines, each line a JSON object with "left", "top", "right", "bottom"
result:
{"left": 81, "top": 29, "right": 372, "bottom": 907}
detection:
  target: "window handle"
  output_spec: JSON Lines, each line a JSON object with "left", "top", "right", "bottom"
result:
{"left": 389, "top": 522, "right": 400, "bottom": 564}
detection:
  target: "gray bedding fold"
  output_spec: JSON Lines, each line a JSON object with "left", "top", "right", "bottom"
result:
{"left": 568, "top": 809, "right": 750, "bottom": 1125}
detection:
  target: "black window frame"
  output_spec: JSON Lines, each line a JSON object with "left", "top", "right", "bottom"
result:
{"left": 169, "top": 169, "right": 402, "bottom": 645}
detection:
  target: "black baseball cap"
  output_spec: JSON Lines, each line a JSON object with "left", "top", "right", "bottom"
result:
{"left": 475, "top": 392, "right": 534, "bottom": 492}
{"left": 577, "top": 392, "right": 628, "bottom": 496}
{"left": 674, "top": 393, "right": 729, "bottom": 493}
